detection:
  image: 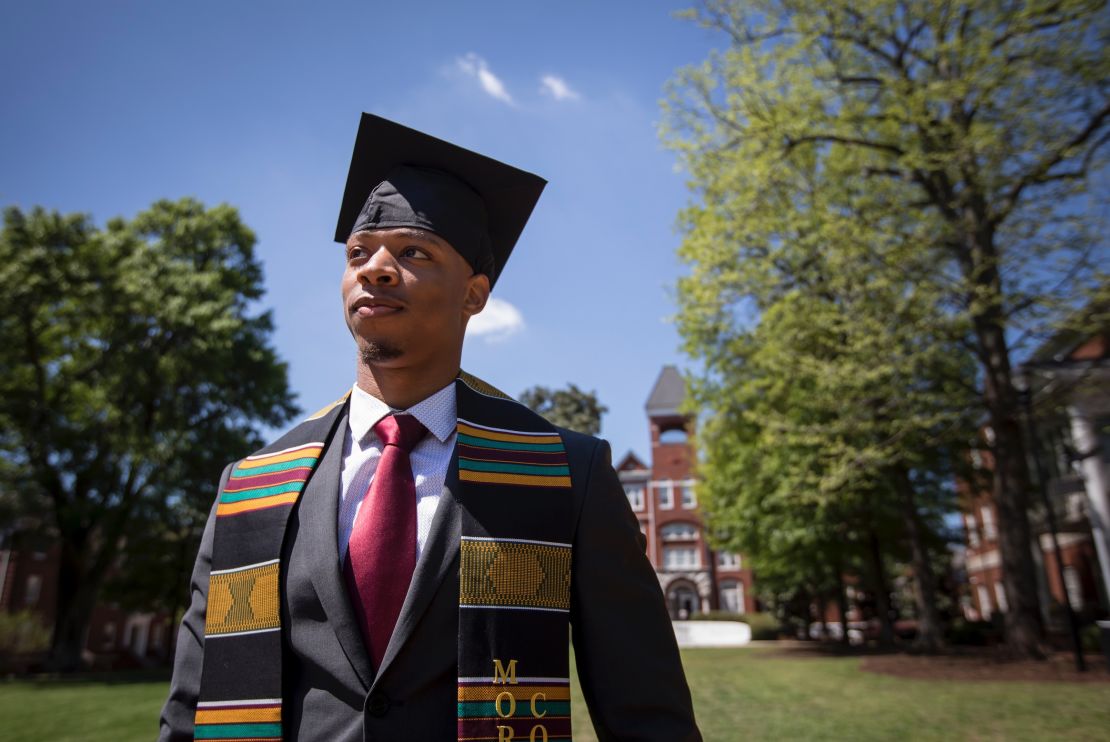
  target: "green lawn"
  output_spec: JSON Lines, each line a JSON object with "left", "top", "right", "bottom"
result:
{"left": 3, "top": 648, "right": 1108, "bottom": 741}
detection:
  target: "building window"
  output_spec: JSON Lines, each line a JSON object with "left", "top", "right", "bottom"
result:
{"left": 966, "top": 514, "right": 980, "bottom": 548}
{"left": 151, "top": 622, "right": 164, "bottom": 650}
{"left": 976, "top": 584, "right": 993, "bottom": 620}
{"left": 663, "top": 546, "right": 700, "bottom": 569}
{"left": 719, "top": 580, "right": 744, "bottom": 613}
{"left": 718, "top": 552, "right": 741, "bottom": 569}
{"left": 679, "top": 482, "right": 697, "bottom": 509}
{"left": 103, "top": 622, "right": 117, "bottom": 649}
{"left": 659, "top": 428, "right": 688, "bottom": 444}
{"left": 623, "top": 484, "right": 644, "bottom": 511}
{"left": 661, "top": 522, "right": 698, "bottom": 541}
{"left": 654, "top": 482, "right": 674, "bottom": 510}
{"left": 1063, "top": 566, "right": 1083, "bottom": 609}
{"left": 23, "top": 575, "right": 42, "bottom": 607}
{"left": 993, "top": 582, "right": 1008, "bottom": 613}
{"left": 981, "top": 506, "right": 997, "bottom": 541}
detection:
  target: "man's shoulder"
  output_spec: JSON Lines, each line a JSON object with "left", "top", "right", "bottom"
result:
{"left": 237, "top": 392, "right": 351, "bottom": 462}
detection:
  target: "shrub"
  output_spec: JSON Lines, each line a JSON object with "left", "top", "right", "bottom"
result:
{"left": 945, "top": 619, "right": 999, "bottom": 647}
{"left": 1080, "top": 622, "right": 1107, "bottom": 653}
{"left": 0, "top": 610, "right": 51, "bottom": 655}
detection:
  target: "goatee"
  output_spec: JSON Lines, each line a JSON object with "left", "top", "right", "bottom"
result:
{"left": 360, "top": 342, "right": 403, "bottom": 363}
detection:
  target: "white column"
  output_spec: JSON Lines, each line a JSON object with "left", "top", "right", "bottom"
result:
{"left": 1069, "top": 403, "right": 1110, "bottom": 603}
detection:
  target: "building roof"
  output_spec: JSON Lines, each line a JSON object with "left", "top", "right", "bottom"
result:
{"left": 615, "top": 450, "right": 648, "bottom": 473}
{"left": 645, "top": 365, "right": 685, "bottom": 417}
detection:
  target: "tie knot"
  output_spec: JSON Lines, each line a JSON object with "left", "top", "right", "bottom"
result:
{"left": 373, "top": 414, "right": 426, "bottom": 453}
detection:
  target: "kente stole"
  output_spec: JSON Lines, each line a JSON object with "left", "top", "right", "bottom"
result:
{"left": 193, "top": 372, "right": 574, "bottom": 742}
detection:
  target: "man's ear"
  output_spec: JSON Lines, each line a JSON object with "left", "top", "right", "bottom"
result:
{"left": 462, "top": 273, "right": 491, "bottom": 318}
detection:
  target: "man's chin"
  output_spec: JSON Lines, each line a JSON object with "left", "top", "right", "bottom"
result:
{"left": 360, "top": 340, "right": 404, "bottom": 364}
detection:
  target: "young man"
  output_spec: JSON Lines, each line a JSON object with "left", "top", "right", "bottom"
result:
{"left": 160, "top": 114, "right": 701, "bottom": 741}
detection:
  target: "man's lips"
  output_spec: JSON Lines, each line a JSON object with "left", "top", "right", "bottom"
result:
{"left": 351, "top": 296, "right": 404, "bottom": 317}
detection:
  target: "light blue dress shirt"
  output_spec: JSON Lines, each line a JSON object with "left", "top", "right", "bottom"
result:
{"left": 338, "top": 382, "right": 457, "bottom": 564}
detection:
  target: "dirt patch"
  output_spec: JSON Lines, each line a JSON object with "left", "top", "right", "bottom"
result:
{"left": 859, "top": 651, "right": 1110, "bottom": 683}
{"left": 746, "top": 641, "right": 1110, "bottom": 682}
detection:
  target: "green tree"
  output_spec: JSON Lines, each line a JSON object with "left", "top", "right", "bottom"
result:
{"left": 0, "top": 199, "right": 298, "bottom": 670}
{"left": 520, "top": 384, "right": 608, "bottom": 436}
{"left": 666, "top": 0, "right": 1109, "bottom": 657}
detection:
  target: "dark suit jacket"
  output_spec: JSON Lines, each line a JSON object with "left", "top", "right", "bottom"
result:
{"left": 160, "top": 406, "right": 701, "bottom": 741}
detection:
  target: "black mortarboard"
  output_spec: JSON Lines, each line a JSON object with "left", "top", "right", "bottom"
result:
{"left": 335, "top": 113, "right": 547, "bottom": 288}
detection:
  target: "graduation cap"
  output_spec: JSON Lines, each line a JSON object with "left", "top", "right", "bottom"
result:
{"left": 335, "top": 113, "right": 547, "bottom": 288}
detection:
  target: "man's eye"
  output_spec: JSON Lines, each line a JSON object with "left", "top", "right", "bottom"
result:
{"left": 348, "top": 247, "right": 366, "bottom": 260}
{"left": 401, "top": 246, "right": 430, "bottom": 259}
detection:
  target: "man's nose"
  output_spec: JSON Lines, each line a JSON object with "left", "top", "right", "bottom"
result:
{"left": 359, "top": 246, "right": 400, "bottom": 285}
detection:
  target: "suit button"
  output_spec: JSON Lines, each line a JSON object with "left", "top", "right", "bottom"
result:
{"left": 366, "top": 690, "right": 390, "bottom": 717}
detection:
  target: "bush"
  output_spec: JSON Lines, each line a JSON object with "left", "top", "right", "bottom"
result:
{"left": 691, "top": 611, "right": 781, "bottom": 640}
{"left": 1080, "top": 622, "right": 1107, "bottom": 653}
{"left": 0, "top": 610, "right": 51, "bottom": 655}
{"left": 945, "top": 619, "right": 999, "bottom": 647}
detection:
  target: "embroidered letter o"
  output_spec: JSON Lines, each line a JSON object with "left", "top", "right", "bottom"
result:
{"left": 495, "top": 691, "right": 517, "bottom": 718}
{"left": 529, "top": 724, "right": 549, "bottom": 742}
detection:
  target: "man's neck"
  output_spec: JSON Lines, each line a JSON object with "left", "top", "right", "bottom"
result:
{"left": 355, "top": 362, "right": 459, "bottom": 410}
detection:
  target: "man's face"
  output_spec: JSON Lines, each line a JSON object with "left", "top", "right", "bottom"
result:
{"left": 341, "top": 227, "right": 490, "bottom": 370}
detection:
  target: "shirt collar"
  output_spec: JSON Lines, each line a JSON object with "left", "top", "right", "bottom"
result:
{"left": 348, "top": 381, "right": 457, "bottom": 445}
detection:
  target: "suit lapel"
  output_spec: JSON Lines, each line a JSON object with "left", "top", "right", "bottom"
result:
{"left": 300, "top": 404, "right": 375, "bottom": 690}
{"left": 372, "top": 451, "right": 462, "bottom": 685}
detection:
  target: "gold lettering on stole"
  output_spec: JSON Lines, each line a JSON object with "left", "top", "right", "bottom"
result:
{"left": 529, "top": 724, "right": 549, "bottom": 741}
{"left": 495, "top": 690, "right": 517, "bottom": 718}
{"left": 497, "top": 726, "right": 514, "bottom": 742}
{"left": 493, "top": 658, "right": 519, "bottom": 685}
{"left": 529, "top": 692, "right": 547, "bottom": 718}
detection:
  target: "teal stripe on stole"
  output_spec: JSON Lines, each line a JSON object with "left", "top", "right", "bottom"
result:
{"left": 231, "top": 456, "right": 319, "bottom": 477}
{"left": 459, "top": 459, "right": 571, "bottom": 476}
{"left": 194, "top": 722, "right": 282, "bottom": 739}
{"left": 220, "top": 480, "right": 304, "bottom": 502}
{"left": 456, "top": 433, "right": 565, "bottom": 452}
{"left": 457, "top": 700, "right": 572, "bottom": 718}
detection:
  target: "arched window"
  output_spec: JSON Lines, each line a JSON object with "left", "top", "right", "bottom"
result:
{"left": 661, "top": 522, "right": 699, "bottom": 541}
{"left": 659, "top": 428, "right": 688, "bottom": 444}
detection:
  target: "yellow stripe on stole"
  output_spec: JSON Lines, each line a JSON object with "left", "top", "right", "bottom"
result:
{"left": 459, "top": 470, "right": 572, "bottom": 488}
{"left": 194, "top": 707, "right": 282, "bottom": 724}
{"left": 457, "top": 423, "right": 562, "bottom": 445}
{"left": 215, "top": 492, "right": 300, "bottom": 516}
{"left": 237, "top": 446, "right": 323, "bottom": 470}
{"left": 458, "top": 685, "right": 571, "bottom": 702}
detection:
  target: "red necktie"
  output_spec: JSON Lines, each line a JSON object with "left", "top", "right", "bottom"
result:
{"left": 344, "top": 413, "right": 426, "bottom": 670}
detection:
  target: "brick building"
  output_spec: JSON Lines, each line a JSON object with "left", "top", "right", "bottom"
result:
{"left": 615, "top": 366, "right": 756, "bottom": 618}
{"left": 0, "top": 527, "right": 174, "bottom": 669}
{"left": 961, "top": 327, "right": 1109, "bottom": 624}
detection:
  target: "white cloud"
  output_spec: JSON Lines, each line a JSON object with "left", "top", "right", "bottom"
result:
{"left": 456, "top": 53, "right": 514, "bottom": 105}
{"left": 466, "top": 297, "right": 525, "bottom": 342}
{"left": 539, "top": 74, "right": 580, "bottom": 102}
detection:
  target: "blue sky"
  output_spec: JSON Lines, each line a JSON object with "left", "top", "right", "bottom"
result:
{"left": 1, "top": 0, "right": 720, "bottom": 461}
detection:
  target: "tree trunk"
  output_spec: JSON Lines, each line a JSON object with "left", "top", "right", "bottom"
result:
{"left": 833, "top": 552, "right": 851, "bottom": 646}
{"left": 973, "top": 314, "right": 1045, "bottom": 657}
{"left": 47, "top": 541, "right": 100, "bottom": 671}
{"left": 952, "top": 209, "right": 1045, "bottom": 658}
{"left": 867, "top": 527, "right": 895, "bottom": 647}
{"left": 817, "top": 592, "right": 830, "bottom": 641}
{"left": 892, "top": 467, "right": 944, "bottom": 652}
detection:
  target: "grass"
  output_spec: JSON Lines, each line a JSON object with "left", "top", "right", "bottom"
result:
{"left": 2, "top": 649, "right": 1108, "bottom": 741}
{"left": 2, "top": 671, "right": 170, "bottom": 742}
{"left": 572, "top": 648, "right": 1110, "bottom": 741}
